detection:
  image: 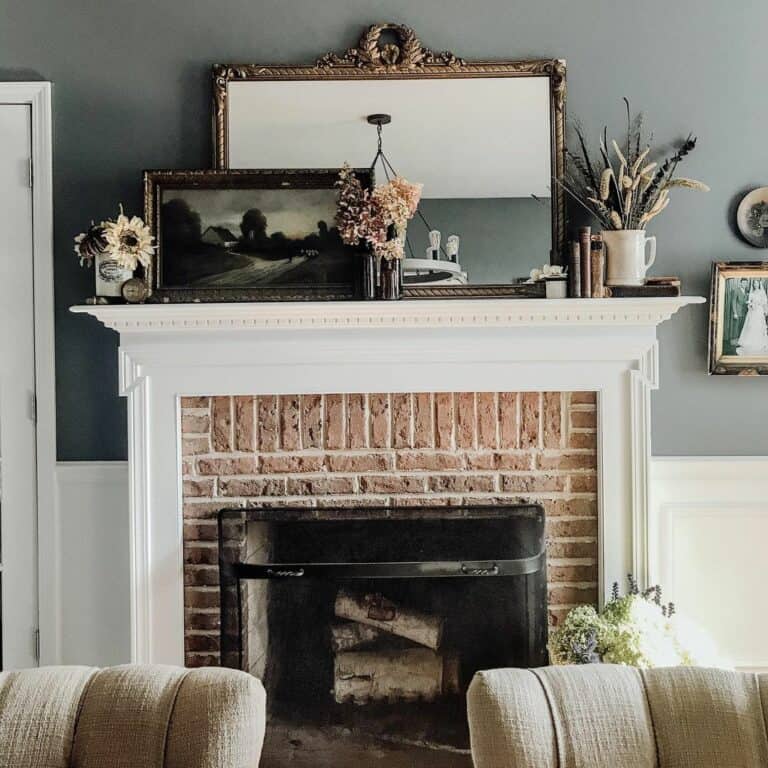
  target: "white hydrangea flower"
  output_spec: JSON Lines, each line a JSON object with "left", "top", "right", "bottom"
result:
{"left": 673, "top": 614, "right": 732, "bottom": 668}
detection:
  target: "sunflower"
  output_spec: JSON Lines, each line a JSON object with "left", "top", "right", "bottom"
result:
{"left": 101, "top": 205, "right": 155, "bottom": 271}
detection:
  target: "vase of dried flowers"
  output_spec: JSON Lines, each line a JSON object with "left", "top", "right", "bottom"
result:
{"left": 560, "top": 100, "right": 708, "bottom": 285}
{"left": 335, "top": 164, "right": 421, "bottom": 300}
{"left": 379, "top": 255, "right": 402, "bottom": 300}
{"left": 75, "top": 206, "right": 155, "bottom": 299}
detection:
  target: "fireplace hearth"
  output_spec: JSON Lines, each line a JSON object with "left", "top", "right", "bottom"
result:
{"left": 219, "top": 504, "right": 547, "bottom": 767}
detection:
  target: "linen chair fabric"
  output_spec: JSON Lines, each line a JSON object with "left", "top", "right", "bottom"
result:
{"left": 0, "top": 665, "right": 265, "bottom": 768}
{"left": 468, "top": 664, "right": 768, "bottom": 768}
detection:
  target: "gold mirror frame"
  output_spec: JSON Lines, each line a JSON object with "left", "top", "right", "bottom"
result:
{"left": 212, "top": 23, "right": 566, "bottom": 298}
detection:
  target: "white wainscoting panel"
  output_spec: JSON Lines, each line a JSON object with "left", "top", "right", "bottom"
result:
{"left": 650, "top": 457, "right": 768, "bottom": 670}
{"left": 54, "top": 462, "right": 130, "bottom": 666}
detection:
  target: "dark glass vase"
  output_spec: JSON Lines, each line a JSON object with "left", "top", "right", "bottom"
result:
{"left": 361, "top": 251, "right": 377, "bottom": 300}
{"left": 379, "top": 257, "right": 402, "bottom": 300}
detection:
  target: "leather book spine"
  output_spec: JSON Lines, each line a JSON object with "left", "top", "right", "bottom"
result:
{"left": 578, "top": 226, "right": 592, "bottom": 298}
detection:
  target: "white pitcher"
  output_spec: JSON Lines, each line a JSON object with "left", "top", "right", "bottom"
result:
{"left": 602, "top": 230, "right": 656, "bottom": 286}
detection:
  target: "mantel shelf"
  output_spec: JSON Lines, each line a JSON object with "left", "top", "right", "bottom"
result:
{"left": 71, "top": 297, "right": 705, "bottom": 334}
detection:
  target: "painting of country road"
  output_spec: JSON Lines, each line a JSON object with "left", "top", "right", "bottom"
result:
{"left": 145, "top": 169, "right": 370, "bottom": 301}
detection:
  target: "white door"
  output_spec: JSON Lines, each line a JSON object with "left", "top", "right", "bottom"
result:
{"left": 0, "top": 104, "right": 38, "bottom": 668}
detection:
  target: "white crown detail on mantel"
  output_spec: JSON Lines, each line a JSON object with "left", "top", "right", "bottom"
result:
{"left": 71, "top": 297, "right": 704, "bottom": 333}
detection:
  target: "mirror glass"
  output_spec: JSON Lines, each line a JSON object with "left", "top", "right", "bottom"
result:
{"left": 226, "top": 77, "right": 553, "bottom": 286}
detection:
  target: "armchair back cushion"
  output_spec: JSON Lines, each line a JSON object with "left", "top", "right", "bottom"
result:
{"left": 468, "top": 665, "right": 768, "bottom": 768}
{"left": 0, "top": 665, "right": 265, "bottom": 768}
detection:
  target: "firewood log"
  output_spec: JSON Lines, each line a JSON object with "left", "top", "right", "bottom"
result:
{"left": 333, "top": 648, "right": 460, "bottom": 704}
{"left": 329, "top": 622, "right": 384, "bottom": 652}
{"left": 334, "top": 590, "right": 443, "bottom": 650}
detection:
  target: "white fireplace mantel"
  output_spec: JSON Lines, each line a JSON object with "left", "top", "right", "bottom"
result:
{"left": 72, "top": 296, "right": 700, "bottom": 333}
{"left": 72, "top": 297, "right": 704, "bottom": 665}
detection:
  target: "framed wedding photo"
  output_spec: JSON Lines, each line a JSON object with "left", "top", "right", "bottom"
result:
{"left": 143, "top": 168, "right": 371, "bottom": 302}
{"left": 709, "top": 261, "right": 768, "bottom": 375}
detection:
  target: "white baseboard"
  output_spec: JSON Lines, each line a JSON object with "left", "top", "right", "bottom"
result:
{"left": 51, "top": 461, "right": 130, "bottom": 667}
{"left": 50, "top": 458, "right": 767, "bottom": 670}
{"left": 650, "top": 457, "right": 768, "bottom": 669}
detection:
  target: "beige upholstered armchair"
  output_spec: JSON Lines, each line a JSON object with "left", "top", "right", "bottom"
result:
{"left": 468, "top": 664, "right": 768, "bottom": 768}
{"left": 0, "top": 665, "right": 266, "bottom": 767}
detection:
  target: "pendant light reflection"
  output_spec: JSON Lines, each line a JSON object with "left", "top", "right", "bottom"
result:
{"left": 367, "top": 114, "right": 468, "bottom": 286}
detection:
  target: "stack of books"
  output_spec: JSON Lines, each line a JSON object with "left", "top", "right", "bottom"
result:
{"left": 603, "top": 277, "right": 681, "bottom": 298}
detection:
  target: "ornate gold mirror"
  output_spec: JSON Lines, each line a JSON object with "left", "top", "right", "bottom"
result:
{"left": 213, "top": 24, "right": 565, "bottom": 297}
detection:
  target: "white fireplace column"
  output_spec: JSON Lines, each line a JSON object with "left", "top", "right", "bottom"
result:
{"left": 73, "top": 297, "right": 703, "bottom": 665}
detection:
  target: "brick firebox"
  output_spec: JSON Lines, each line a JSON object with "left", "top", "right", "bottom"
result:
{"left": 180, "top": 391, "right": 598, "bottom": 668}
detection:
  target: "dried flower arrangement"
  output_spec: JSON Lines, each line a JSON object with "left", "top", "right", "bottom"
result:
{"left": 549, "top": 575, "right": 727, "bottom": 668}
{"left": 561, "top": 100, "right": 709, "bottom": 231}
{"left": 74, "top": 205, "right": 155, "bottom": 271}
{"left": 336, "top": 164, "right": 422, "bottom": 260}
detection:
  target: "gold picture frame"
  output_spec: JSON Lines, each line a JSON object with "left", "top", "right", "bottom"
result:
{"left": 709, "top": 261, "right": 768, "bottom": 375}
{"left": 144, "top": 168, "right": 372, "bottom": 303}
{"left": 211, "top": 23, "right": 567, "bottom": 297}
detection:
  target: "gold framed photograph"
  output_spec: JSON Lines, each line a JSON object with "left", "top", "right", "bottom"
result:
{"left": 143, "top": 168, "right": 371, "bottom": 302}
{"left": 709, "top": 261, "right": 768, "bottom": 375}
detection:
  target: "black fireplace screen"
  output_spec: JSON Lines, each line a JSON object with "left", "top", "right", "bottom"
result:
{"left": 218, "top": 505, "right": 546, "bottom": 768}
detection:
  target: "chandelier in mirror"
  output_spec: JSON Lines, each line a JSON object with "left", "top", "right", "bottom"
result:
{"left": 366, "top": 113, "right": 468, "bottom": 287}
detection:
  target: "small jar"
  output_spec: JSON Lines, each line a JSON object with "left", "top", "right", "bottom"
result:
{"left": 544, "top": 277, "right": 568, "bottom": 299}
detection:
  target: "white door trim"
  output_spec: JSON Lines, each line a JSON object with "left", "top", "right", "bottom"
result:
{"left": 0, "top": 83, "right": 56, "bottom": 664}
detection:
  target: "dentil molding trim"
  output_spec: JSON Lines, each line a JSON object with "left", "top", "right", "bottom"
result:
{"left": 71, "top": 297, "right": 704, "bottom": 333}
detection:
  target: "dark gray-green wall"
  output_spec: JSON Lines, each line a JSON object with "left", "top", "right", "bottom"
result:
{"left": 2, "top": 0, "right": 767, "bottom": 458}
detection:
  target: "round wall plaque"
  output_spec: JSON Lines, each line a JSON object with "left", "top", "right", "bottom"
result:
{"left": 736, "top": 187, "right": 768, "bottom": 248}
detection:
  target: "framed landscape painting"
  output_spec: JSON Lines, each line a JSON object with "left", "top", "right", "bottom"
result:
{"left": 144, "top": 168, "right": 370, "bottom": 302}
{"left": 709, "top": 261, "right": 768, "bottom": 375}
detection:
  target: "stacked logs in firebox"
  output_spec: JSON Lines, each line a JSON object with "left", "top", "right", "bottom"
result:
{"left": 331, "top": 589, "right": 460, "bottom": 705}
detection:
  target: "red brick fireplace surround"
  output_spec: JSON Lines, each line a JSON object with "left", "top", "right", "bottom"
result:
{"left": 180, "top": 390, "right": 598, "bottom": 668}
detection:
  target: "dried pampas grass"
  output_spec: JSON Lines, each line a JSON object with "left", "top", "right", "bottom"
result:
{"left": 557, "top": 99, "right": 709, "bottom": 229}
{"left": 662, "top": 178, "right": 710, "bottom": 192}
{"left": 599, "top": 169, "right": 613, "bottom": 201}
{"left": 560, "top": 101, "right": 706, "bottom": 231}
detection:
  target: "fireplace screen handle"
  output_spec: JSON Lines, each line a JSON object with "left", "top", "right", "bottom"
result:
{"left": 266, "top": 567, "right": 305, "bottom": 577}
{"left": 236, "top": 554, "right": 544, "bottom": 580}
{"left": 460, "top": 563, "right": 499, "bottom": 577}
